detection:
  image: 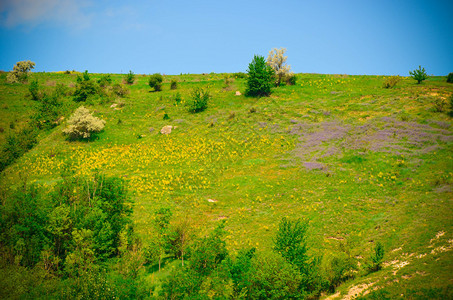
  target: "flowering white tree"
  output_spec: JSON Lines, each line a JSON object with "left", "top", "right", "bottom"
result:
{"left": 63, "top": 106, "right": 105, "bottom": 140}
{"left": 266, "top": 48, "right": 293, "bottom": 86}
{"left": 6, "top": 60, "right": 35, "bottom": 83}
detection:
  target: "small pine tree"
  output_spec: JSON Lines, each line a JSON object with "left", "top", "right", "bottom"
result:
{"left": 245, "top": 55, "right": 274, "bottom": 97}
{"left": 409, "top": 66, "right": 428, "bottom": 84}
{"left": 125, "top": 70, "right": 135, "bottom": 85}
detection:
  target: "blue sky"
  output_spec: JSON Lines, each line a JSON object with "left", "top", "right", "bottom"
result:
{"left": 1, "top": 0, "right": 452, "bottom": 75}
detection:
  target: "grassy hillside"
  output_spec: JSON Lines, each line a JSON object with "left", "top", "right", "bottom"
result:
{"left": 1, "top": 71, "right": 452, "bottom": 298}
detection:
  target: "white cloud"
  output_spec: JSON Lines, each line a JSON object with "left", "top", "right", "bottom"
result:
{"left": 0, "top": 0, "right": 93, "bottom": 29}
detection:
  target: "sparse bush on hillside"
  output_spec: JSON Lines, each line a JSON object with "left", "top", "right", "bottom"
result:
{"left": 174, "top": 92, "right": 182, "bottom": 105}
{"left": 73, "top": 71, "right": 99, "bottom": 102}
{"left": 0, "top": 125, "right": 38, "bottom": 173}
{"left": 447, "top": 72, "right": 453, "bottom": 83}
{"left": 188, "top": 88, "right": 209, "bottom": 113}
{"left": 245, "top": 55, "right": 274, "bottom": 97}
{"left": 449, "top": 95, "right": 453, "bottom": 117}
{"left": 232, "top": 72, "right": 247, "bottom": 79}
{"left": 367, "top": 241, "right": 385, "bottom": 272}
{"left": 149, "top": 73, "right": 163, "bottom": 91}
{"left": 286, "top": 74, "right": 297, "bottom": 85}
{"left": 97, "top": 74, "right": 112, "bottom": 88}
{"left": 383, "top": 76, "right": 401, "bottom": 88}
{"left": 7, "top": 60, "right": 36, "bottom": 83}
{"left": 433, "top": 98, "right": 447, "bottom": 112}
{"left": 125, "top": 71, "right": 135, "bottom": 85}
{"left": 267, "top": 48, "right": 293, "bottom": 86}
{"left": 63, "top": 106, "right": 105, "bottom": 140}
{"left": 170, "top": 79, "right": 178, "bottom": 90}
{"left": 409, "top": 66, "right": 428, "bottom": 84}
{"left": 29, "top": 79, "right": 41, "bottom": 100}
{"left": 34, "top": 94, "right": 63, "bottom": 129}
{"left": 112, "top": 83, "right": 129, "bottom": 97}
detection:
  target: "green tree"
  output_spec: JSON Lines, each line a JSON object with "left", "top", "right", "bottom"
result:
{"left": 245, "top": 55, "right": 274, "bottom": 97}
{"left": 409, "top": 65, "right": 428, "bottom": 84}
{"left": 73, "top": 71, "right": 99, "bottom": 102}
{"left": 247, "top": 251, "right": 304, "bottom": 299}
{"left": 274, "top": 217, "right": 309, "bottom": 272}
{"left": 368, "top": 241, "right": 385, "bottom": 272}
{"left": 188, "top": 222, "right": 228, "bottom": 277}
{"left": 152, "top": 207, "right": 172, "bottom": 271}
{"left": 148, "top": 73, "right": 163, "bottom": 91}
{"left": 167, "top": 217, "right": 192, "bottom": 266}
{"left": 125, "top": 70, "right": 135, "bottom": 85}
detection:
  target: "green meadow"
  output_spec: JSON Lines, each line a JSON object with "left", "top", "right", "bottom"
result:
{"left": 0, "top": 70, "right": 452, "bottom": 299}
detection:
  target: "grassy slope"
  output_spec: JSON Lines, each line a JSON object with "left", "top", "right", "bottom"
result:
{"left": 1, "top": 72, "right": 452, "bottom": 298}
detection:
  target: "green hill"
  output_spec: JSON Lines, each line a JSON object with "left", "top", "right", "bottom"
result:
{"left": 1, "top": 71, "right": 452, "bottom": 299}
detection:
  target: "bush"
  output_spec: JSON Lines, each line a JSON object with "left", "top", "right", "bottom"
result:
{"left": 433, "top": 98, "right": 447, "bottom": 112}
{"left": 0, "top": 125, "right": 38, "bottom": 173}
{"left": 447, "top": 73, "right": 453, "bottom": 83}
{"left": 148, "top": 73, "right": 163, "bottom": 91}
{"left": 125, "top": 71, "right": 135, "bottom": 85}
{"left": 73, "top": 71, "right": 99, "bottom": 102}
{"left": 267, "top": 48, "right": 292, "bottom": 86}
{"left": 368, "top": 242, "right": 384, "bottom": 272}
{"left": 62, "top": 106, "right": 105, "bottom": 140}
{"left": 97, "top": 74, "right": 112, "bottom": 88}
{"left": 232, "top": 72, "right": 247, "bottom": 79}
{"left": 6, "top": 60, "right": 35, "bottom": 83}
{"left": 34, "top": 94, "right": 63, "bottom": 129}
{"left": 286, "top": 74, "right": 297, "bottom": 85}
{"left": 174, "top": 92, "right": 182, "bottom": 105}
{"left": 382, "top": 76, "right": 401, "bottom": 88}
{"left": 170, "top": 79, "right": 178, "bottom": 90}
{"left": 247, "top": 251, "right": 303, "bottom": 299}
{"left": 188, "top": 88, "right": 209, "bottom": 113}
{"left": 409, "top": 65, "right": 428, "bottom": 84}
{"left": 245, "top": 55, "right": 274, "bottom": 97}
{"left": 112, "top": 83, "right": 129, "bottom": 97}
{"left": 29, "top": 79, "right": 41, "bottom": 100}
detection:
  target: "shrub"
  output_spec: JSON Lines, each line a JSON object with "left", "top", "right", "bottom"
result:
{"left": 447, "top": 73, "right": 453, "bottom": 83}
{"left": 29, "top": 79, "right": 41, "bottom": 100}
{"left": 382, "top": 76, "right": 401, "bottom": 88}
{"left": 97, "top": 74, "right": 112, "bottom": 88}
{"left": 148, "top": 73, "right": 163, "bottom": 91}
{"left": 232, "top": 72, "right": 247, "bottom": 79}
{"left": 449, "top": 95, "right": 453, "bottom": 117}
{"left": 245, "top": 55, "right": 274, "bottom": 97}
{"left": 73, "top": 71, "right": 99, "bottom": 102}
{"left": 112, "top": 83, "right": 129, "bottom": 97}
{"left": 174, "top": 92, "right": 182, "bottom": 105}
{"left": 368, "top": 242, "right": 384, "bottom": 272}
{"left": 6, "top": 60, "right": 35, "bottom": 83}
{"left": 34, "top": 94, "right": 63, "bottom": 129}
{"left": 409, "top": 65, "right": 428, "bottom": 84}
{"left": 63, "top": 106, "right": 105, "bottom": 140}
{"left": 0, "top": 125, "right": 38, "bottom": 172}
{"left": 125, "top": 71, "right": 135, "bottom": 85}
{"left": 170, "top": 79, "right": 178, "bottom": 90}
{"left": 286, "top": 74, "right": 297, "bottom": 85}
{"left": 433, "top": 98, "right": 447, "bottom": 112}
{"left": 188, "top": 88, "right": 209, "bottom": 113}
{"left": 267, "top": 48, "right": 293, "bottom": 86}
{"left": 246, "top": 251, "right": 303, "bottom": 299}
